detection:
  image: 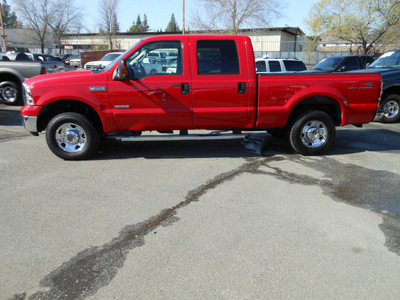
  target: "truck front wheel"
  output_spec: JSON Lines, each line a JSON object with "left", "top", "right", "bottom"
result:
{"left": 379, "top": 94, "right": 400, "bottom": 123}
{"left": 289, "top": 111, "right": 335, "bottom": 155}
{"left": 46, "top": 112, "right": 100, "bottom": 160}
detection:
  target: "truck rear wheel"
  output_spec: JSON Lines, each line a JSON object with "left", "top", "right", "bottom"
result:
{"left": 379, "top": 94, "right": 400, "bottom": 123}
{"left": 0, "top": 81, "right": 21, "bottom": 105}
{"left": 289, "top": 110, "right": 335, "bottom": 155}
{"left": 46, "top": 112, "right": 100, "bottom": 160}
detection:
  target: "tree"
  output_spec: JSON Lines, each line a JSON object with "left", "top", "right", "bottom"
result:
{"left": 128, "top": 14, "right": 147, "bottom": 33}
{"left": 13, "top": 0, "right": 83, "bottom": 53}
{"left": 98, "top": 0, "right": 120, "bottom": 49}
{"left": 13, "top": 0, "right": 57, "bottom": 52}
{"left": 49, "top": 0, "right": 83, "bottom": 54}
{"left": 128, "top": 14, "right": 150, "bottom": 33}
{"left": 191, "top": 0, "right": 283, "bottom": 34}
{"left": 306, "top": 0, "right": 400, "bottom": 55}
{"left": 1, "top": 0, "right": 22, "bottom": 28}
{"left": 142, "top": 14, "right": 149, "bottom": 32}
{"left": 165, "top": 13, "right": 180, "bottom": 32}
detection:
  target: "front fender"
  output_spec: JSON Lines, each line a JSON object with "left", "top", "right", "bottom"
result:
{"left": 37, "top": 88, "right": 118, "bottom": 133}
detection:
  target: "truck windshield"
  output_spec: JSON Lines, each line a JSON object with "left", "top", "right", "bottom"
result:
{"left": 312, "top": 57, "right": 343, "bottom": 71}
{"left": 368, "top": 51, "right": 400, "bottom": 68}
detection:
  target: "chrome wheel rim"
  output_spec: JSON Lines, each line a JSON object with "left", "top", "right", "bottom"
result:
{"left": 1, "top": 86, "right": 17, "bottom": 104}
{"left": 55, "top": 123, "right": 87, "bottom": 153}
{"left": 383, "top": 100, "right": 399, "bottom": 119}
{"left": 300, "top": 120, "right": 328, "bottom": 148}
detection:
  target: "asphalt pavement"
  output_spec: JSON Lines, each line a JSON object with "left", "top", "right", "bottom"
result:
{"left": 1, "top": 103, "right": 400, "bottom": 299}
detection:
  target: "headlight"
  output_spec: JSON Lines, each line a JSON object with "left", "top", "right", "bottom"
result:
{"left": 22, "top": 82, "right": 34, "bottom": 105}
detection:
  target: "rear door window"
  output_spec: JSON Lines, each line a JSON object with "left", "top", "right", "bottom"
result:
{"left": 283, "top": 60, "right": 307, "bottom": 71}
{"left": 256, "top": 61, "right": 267, "bottom": 72}
{"left": 268, "top": 61, "right": 281, "bottom": 72}
{"left": 196, "top": 40, "right": 239, "bottom": 75}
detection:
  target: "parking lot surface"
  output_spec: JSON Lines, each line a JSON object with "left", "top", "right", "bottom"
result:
{"left": 1, "top": 104, "right": 400, "bottom": 299}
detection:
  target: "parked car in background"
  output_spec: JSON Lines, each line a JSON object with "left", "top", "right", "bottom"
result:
{"left": 84, "top": 52, "right": 123, "bottom": 70}
{"left": 64, "top": 55, "right": 78, "bottom": 65}
{"left": 255, "top": 58, "right": 307, "bottom": 73}
{"left": 146, "top": 51, "right": 167, "bottom": 64}
{"left": 166, "top": 60, "right": 177, "bottom": 74}
{"left": 25, "top": 53, "right": 66, "bottom": 73}
{"left": 67, "top": 55, "right": 81, "bottom": 68}
{"left": 56, "top": 54, "right": 74, "bottom": 64}
{"left": 310, "top": 55, "right": 374, "bottom": 72}
{"left": 0, "top": 53, "right": 47, "bottom": 105}
{"left": 367, "top": 49, "right": 400, "bottom": 123}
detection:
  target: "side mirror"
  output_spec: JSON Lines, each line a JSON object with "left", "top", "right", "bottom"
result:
{"left": 338, "top": 66, "right": 347, "bottom": 72}
{"left": 113, "top": 59, "right": 129, "bottom": 81}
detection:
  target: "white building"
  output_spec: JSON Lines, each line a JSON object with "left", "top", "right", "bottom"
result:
{"left": 61, "top": 27, "right": 305, "bottom": 54}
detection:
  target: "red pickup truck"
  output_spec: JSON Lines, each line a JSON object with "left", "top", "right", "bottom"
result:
{"left": 21, "top": 35, "right": 382, "bottom": 160}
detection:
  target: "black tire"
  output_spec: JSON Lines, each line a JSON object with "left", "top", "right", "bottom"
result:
{"left": 46, "top": 112, "right": 100, "bottom": 160}
{"left": 379, "top": 94, "right": 400, "bottom": 123}
{"left": 289, "top": 110, "right": 335, "bottom": 155}
{"left": 0, "top": 81, "right": 21, "bottom": 105}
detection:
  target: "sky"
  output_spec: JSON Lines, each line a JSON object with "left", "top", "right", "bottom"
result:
{"left": 81, "top": 0, "right": 317, "bottom": 35}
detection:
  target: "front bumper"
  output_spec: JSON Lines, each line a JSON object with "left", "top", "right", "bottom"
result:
{"left": 21, "top": 105, "right": 42, "bottom": 135}
{"left": 22, "top": 115, "right": 39, "bottom": 135}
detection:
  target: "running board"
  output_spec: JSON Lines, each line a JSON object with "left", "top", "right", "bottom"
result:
{"left": 115, "top": 133, "right": 249, "bottom": 142}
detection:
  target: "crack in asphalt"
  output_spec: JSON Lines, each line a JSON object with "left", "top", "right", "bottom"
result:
{"left": 12, "top": 157, "right": 271, "bottom": 300}
{"left": 11, "top": 145, "right": 400, "bottom": 299}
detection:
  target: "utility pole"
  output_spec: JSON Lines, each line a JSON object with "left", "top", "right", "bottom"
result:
{"left": 182, "top": 0, "right": 185, "bottom": 34}
{"left": 0, "top": 4, "right": 7, "bottom": 52}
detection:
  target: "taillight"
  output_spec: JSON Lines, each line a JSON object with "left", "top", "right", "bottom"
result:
{"left": 40, "top": 67, "right": 46, "bottom": 75}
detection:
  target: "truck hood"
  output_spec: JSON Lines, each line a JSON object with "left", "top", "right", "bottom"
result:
{"left": 25, "top": 70, "right": 94, "bottom": 86}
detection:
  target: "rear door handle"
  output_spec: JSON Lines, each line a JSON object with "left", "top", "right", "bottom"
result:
{"left": 238, "top": 82, "right": 246, "bottom": 94}
{"left": 181, "top": 83, "right": 190, "bottom": 95}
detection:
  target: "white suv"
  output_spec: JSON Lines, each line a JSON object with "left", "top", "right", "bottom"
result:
{"left": 84, "top": 52, "right": 123, "bottom": 70}
{"left": 255, "top": 58, "right": 307, "bottom": 73}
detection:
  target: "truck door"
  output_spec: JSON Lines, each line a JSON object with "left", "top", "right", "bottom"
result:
{"left": 108, "top": 38, "right": 192, "bottom": 131}
{"left": 189, "top": 37, "right": 250, "bottom": 128}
